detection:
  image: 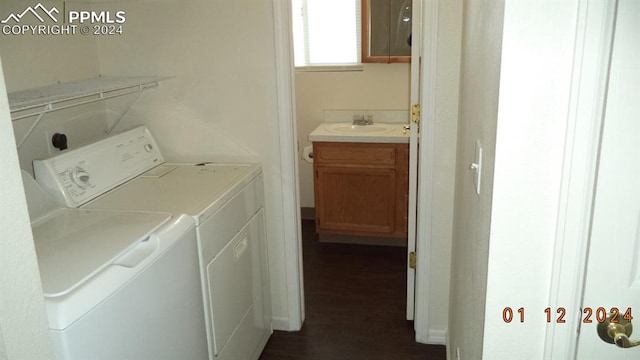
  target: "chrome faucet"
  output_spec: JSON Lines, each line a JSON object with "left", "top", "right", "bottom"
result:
{"left": 352, "top": 115, "right": 374, "bottom": 126}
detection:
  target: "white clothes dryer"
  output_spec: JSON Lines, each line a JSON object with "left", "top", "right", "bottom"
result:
{"left": 34, "top": 127, "right": 272, "bottom": 360}
{"left": 22, "top": 171, "right": 208, "bottom": 360}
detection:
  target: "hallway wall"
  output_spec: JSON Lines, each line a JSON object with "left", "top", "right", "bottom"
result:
{"left": 0, "top": 56, "right": 54, "bottom": 360}
{"left": 448, "top": 0, "right": 505, "bottom": 358}
{"left": 449, "top": 0, "right": 585, "bottom": 358}
{"left": 482, "top": 0, "right": 580, "bottom": 357}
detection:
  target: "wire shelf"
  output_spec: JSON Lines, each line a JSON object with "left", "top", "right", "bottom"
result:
{"left": 9, "top": 76, "right": 170, "bottom": 148}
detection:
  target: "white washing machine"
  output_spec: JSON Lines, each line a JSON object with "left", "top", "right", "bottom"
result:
{"left": 22, "top": 171, "right": 208, "bottom": 360}
{"left": 34, "top": 126, "right": 272, "bottom": 360}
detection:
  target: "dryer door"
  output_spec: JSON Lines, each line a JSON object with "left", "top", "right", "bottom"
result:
{"left": 205, "top": 209, "right": 269, "bottom": 358}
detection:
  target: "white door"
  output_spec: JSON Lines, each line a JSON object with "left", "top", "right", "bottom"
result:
{"left": 406, "top": 0, "right": 423, "bottom": 321}
{"left": 576, "top": 0, "right": 640, "bottom": 357}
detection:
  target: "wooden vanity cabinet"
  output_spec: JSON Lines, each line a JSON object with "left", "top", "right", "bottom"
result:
{"left": 313, "top": 142, "right": 409, "bottom": 238}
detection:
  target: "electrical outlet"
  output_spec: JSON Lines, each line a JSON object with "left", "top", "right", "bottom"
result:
{"left": 52, "top": 133, "right": 68, "bottom": 151}
{"left": 45, "top": 130, "right": 62, "bottom": 154}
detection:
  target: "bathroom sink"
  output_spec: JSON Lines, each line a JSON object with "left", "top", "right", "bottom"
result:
{"left": 308, "top": 122, "right": 408, "bottom": 143}
{"left": 324, "top": 123, "right": 395, "bottom": 134}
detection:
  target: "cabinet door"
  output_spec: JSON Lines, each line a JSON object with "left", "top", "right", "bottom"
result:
{"left": 315, "top": 166, "right": 396, "bottom": 235}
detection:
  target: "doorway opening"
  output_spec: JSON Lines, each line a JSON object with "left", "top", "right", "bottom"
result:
{"left": 260, "top": 219, "right": 445, "bottom": 359}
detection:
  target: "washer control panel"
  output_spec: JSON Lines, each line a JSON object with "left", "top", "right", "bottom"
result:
{"left": 34, "top": 127, "right": 163, "bottom": 208}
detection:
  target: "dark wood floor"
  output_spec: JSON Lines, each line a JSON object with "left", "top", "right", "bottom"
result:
{"left": 259, "top": 220, "right": 446, "bottom": 360}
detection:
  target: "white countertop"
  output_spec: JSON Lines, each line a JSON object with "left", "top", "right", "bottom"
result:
{"left": 308, "top": 122, "right": 409, "bottom": 143}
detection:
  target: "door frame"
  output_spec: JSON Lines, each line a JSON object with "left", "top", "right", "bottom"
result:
{"left": 543, "top": 0, "right": 618, "bottom": 357}
{"left": 271, "top": 0, "right": 441, "bottom": 338}
{"left": 413, "top": 0, "right": 440, "bottom": 344}
{"left": 272, "top": 0, "right": 305, "bottom": 331}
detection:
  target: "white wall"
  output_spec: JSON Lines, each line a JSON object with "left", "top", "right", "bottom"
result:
{"left": 0, "top": 0, "right": 105, "bottom": 175}
{"left": 482, "top": 0, "right": 579, "bottom": 358}
{"left": 448, "top": 0, "right": 505, "bottom": 358}
{"left": 295, "top": 64, "right": 410, "bottom": 207}
{"left": 94, "top": 1, "right": 296, "bottom": 329}
{"left": 0, "top": 56, "right": 54, "bottom": 359}
{"left": 0, "top": 2, "right": 100, "bottom": 358}
{"left": 449, "top": 0, "right": 585, "bottom": 358}
{"left": 0, "top": 1, "right": 99, "bottom": 92}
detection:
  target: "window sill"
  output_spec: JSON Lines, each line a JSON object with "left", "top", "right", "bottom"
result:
{"left": 295, "top": 64, "right": 364, "bottom": 72}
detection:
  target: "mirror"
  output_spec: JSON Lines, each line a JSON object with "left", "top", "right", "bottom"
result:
{"left": 361, "top": 0, "right": 412, "bottom": 63}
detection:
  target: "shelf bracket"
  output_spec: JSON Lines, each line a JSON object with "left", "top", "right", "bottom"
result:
{"left": 16, "top": 103, "right": 52, "bottom": 149}
{"left": 106, "top": 89, "right": 144, "bottom": 135}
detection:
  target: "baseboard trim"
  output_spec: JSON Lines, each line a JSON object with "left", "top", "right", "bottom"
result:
{"left": 271, "top": 316, "right": 294, "bottom": 331}
{"left": 426, "top": 329, "right": 447, "bottom": 345}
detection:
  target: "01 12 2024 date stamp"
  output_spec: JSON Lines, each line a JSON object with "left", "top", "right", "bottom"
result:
{"left": 502, "top": 307, "right": 633, "bottom": 323}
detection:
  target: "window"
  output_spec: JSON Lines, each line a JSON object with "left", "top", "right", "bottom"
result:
{"left": 291, "top": 0, "right": 361, "bottom": 68}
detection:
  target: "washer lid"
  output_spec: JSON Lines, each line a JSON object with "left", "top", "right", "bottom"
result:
{"left": 86, "top": 163, "right": 261, "bottom": 225}
{"left": 31, "top": 208, "right": 171, "bottom": 298}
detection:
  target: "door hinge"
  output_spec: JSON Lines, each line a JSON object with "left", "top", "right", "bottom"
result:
{"left": 412, "top": 104, "right": 420, "bottom": 124}
{"left": 409, "top": 251, "right": 416, "bottom": 269}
